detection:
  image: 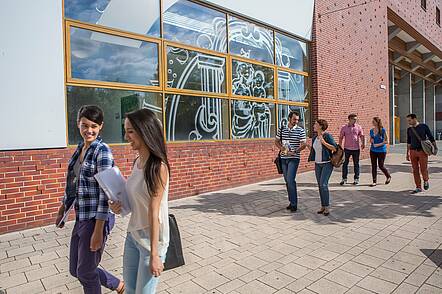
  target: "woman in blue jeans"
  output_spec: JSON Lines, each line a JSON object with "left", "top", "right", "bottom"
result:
{"left": 308, "top": 119, "right": 337, "bottom": 216}
{"left": 110, "top": 109, "right": 170, "bottom": 294}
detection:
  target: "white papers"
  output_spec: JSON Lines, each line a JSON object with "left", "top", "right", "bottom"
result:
{"left": 56, "top": 199, "right": 76, "bottom": 228}
{"left": 95, "top": 167, "right": 131, "bottom": 216}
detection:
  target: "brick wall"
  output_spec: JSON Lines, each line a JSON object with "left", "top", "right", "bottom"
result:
{"left": 0, "top": 141, "right": 313, "bottom": 234}
{"left": 312, "top": 0, "right": 390, "bottom": 146}
{"left": 388, "top": 0, "right": 442, "bottom": 49}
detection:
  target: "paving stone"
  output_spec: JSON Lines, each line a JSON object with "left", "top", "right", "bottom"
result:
{"left": 325, "top": 269, "right": 362, "bottom": 288}
{"left": 339, "top": 261, "right": 375, "bottom": 278}
{"left": 192, "top": 271, "right": 230, "bottom": 290}
{"left": 357, "top": 276, "right": 398, "bottom": 294}
{"left": 236, "top": 280, "right": 276, "bottom": 294}
{"left": 307, "top": 278, "right": 348, "bottom": 294}
{"left": 392, "top": 283, "right": 419, "bottom": 294}
{"left": 25, "top": 265, "right": 59, "bottom": 281}
{"left": 5, "top": 280, "right": 44, "bottom": 294}
{"left": 294, "top": 255, "right": 327, "bottom": 270}
{"left": 416, "top": 284, "right": 442, "bottom": 294}
{"left": 277, "top": 262, "right": 312, "bottom": 279}
{"left": 0, "top": 272, "right": 27, "bottom": 289}
{"left": 0, "top": 258, "right": 31, "bottom": 273}
{"left": 370, "top": 266, "right": 408, "bottom": 284}
{"left": 257, "top": 271, "right": 295, "bottom": 290}
{"left": 216, "top": 279, "right": 245, "bottom": 293}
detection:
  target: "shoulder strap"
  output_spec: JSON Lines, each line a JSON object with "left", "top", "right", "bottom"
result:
{"left": 410, "top": 127, "right": 423, "bottom": 141}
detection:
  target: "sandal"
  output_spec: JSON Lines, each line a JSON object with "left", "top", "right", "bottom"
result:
{"left": 385, "top": 177, "right": 391, "bottom": 185}
{"left": 317, "top": 207, "right": 325, "bottom": 214}
{"left": 323, "top": 208, "right": 330, "bottom": 216}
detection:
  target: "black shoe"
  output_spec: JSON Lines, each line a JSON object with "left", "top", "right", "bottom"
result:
{"left": 286, "top": 205, "right": 292, "bottom": 210}
{"left": 290, "top": 206, "right": 297, "bottom": 212}
{"left": 353, "top": 179, "right": 359, "bottom": 185}
{"left": 423, "top": 181, "right": 429, "bottom": 190}
{"left": 340, "top": 179, "right": 347, "bottom": 186}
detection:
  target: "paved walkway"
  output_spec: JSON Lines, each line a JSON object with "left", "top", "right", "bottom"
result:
{"left": 1, "top": 153, "right": 442, "bottom": 294}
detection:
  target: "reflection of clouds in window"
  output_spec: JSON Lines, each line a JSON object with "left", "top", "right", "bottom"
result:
{"left": 275, "top": 33, "right": 307, "bottom": 71}
{"left": 231, "top": 100, "right": 275, "bottom": 139}
{"left": 229, "top": 16, "right": 274, "bottom": 64}
{"left": 65, "top": 0, "right": 160, "bottom": 37}
{"left": 70, "top": 28, "right": 158, "bottom": 85}
{"left": 278, "top": 71, "right": 307, "bottom": 102}
{"left": 163, "top": 0, "right": 227, "bottom": 52}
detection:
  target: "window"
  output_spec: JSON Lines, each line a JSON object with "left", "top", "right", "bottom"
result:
{"left": 163, "top": 0, "right": 227, "bottom": 52}
{"left": 231, "top": 100, "right": 276, "bottom": 139}
{"left": 166, "top": 46, "right": 226, "bottom": 93}
{"left": 232, "top": 59, "right": 274, "bottom": 99}
{"left": 229, "top": 16, "right": 274, "bottom": 64}
{"left": 278, "top": 105, "right": 310, "bottom": 133}
{"left": 69, "top": 26, "right": 159, "bottom": 86}
{"left": 421, "top": 0, "right": 427, "bottom": 10}
{"left": 64, "top": 1, "right": 311, "bottom": 142}
{"left": 64, "top": 0, "right": 160, "bottom": 37}
{"left": 437, "top": 7, "right": 441, "bottom": 26}
{"left": 165, "top": 94, "right": 229, "bottom": 141}
{"left": 278, "top": 71, "right": 309, "bottom": 103}
{"left": 275, "top": 33, "right": 308, "bottom": 72}
{"left": 67, "top": 86, "right": 162, "bottom": 144}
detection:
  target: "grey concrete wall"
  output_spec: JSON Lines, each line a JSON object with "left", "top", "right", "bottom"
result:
{"left": 397, "top": 73, "right": 411, "bottom": 143}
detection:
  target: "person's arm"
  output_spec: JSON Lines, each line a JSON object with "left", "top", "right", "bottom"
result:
{"left": 149, "top": 164, "right": 168, "bottom": 277}
{"left": 425, "top": 125, "right": 436, "bottom": 143}
{"left": 91, "top": 145, "right": 114, "bottom": 251}
{"left": 360, "top": 127, "right": 365, "bottom": 150}
{"left": 406, "top": 128, "right": 411, "bottom": 161}
{"left": 275, "top": 127, "right": 283, "bottom": 150}
{"left": 320, "top": 134, "right": 337, "bottom": 153}
{"left": 338, "top": 127, "right": 344, "bottom": 146}
{"left": 297, "top": 129, "right": 308, "bottom": 152}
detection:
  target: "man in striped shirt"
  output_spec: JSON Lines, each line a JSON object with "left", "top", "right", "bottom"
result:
{"left": 275, "top": 111, "right": 307, "bottom": 212}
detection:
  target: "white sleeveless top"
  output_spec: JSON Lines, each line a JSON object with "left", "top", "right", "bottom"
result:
{"left": 126, "top": 159, "right": 169, "bottom": 256}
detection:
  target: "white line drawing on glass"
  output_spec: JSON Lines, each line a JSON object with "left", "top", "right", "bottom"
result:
{"left": 279, "top": 105, "right": 306, "bottom": 129}
{"left": 231, "top": 101, "right": 272, "bottom": 139}
{"left": 278, "top": 71, "right": 306, "bottom": 102}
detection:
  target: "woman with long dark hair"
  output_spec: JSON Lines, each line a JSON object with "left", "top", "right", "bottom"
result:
{"left": 110, "top": 108, "right": 170, "bottom": 294}
{"left": 55, "top": 105, "right": 124, "bottom": 294}
{"left": 369, "top": 117, "right": 391, "bottom": 186}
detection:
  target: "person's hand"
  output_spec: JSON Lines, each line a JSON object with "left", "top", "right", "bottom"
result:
{"left": 406, "top": 154, "right": 410, "bottom": 161}
{"left": 55, "top": 205, "right": 65, "bottom": 228}
{"left": 287, "top": 151, "right": 297, "bottom": 156}
{"left": 90, "top": 230, "right": 103, "bottom": 252}
{"left": 108, "top": 200, "right": 122, "bottom": 214}
{"left": 361, "top": 144, "right": 366, "bottom": 150}
{"left": 150, "top": 255, "right": 164, "bottom": 277}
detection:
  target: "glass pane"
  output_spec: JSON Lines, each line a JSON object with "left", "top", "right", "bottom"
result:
{"left": 70, "top": 27, "right": 159, "bottom": 86}
{"left": 275, "top": 32, "right": 308, "bottom": 72}
{"left": 165, "top": 94, "right": 229, "bottom": 141}
{"left": 278, "top": 104, "right": 310, "bottom": 134}
{"left": 278, "top": 71, "right": 308, "bottom": 102}
{"left": 64, "top": 0, "right": 160, "bottom": 37}
{"left": 163, "top": 0, "right": 227, "bottom": 52}
{"left": 232, "top": 60, "right": 274, "bottom": 98}
{"left": 229, "top": 16, "right": 274, "bottom": 64}
{"left": 67, "top": 86, "right": 162, "bottom": 144}
{"left": 231, "top": 100, "right": 276, "bottom": 139}
{"left": 166, "top": 46, "right": 226, "bottom": 93}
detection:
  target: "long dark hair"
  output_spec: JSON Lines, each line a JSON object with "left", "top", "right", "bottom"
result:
{"left": 126, "top": 109, "right": 170, "bottom": 197}
{"left": 373, "top": 117, "right": 383, "bottom": 134}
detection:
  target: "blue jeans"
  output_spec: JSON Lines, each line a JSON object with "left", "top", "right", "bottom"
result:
{"left": 281, "top": 158, "right": 300, "bottom": 207}
{"left": 123, "top": 232, "right": 166, "bottom": 294}
{"left": 315, "top": 162, "right": 333, "bottom": 207}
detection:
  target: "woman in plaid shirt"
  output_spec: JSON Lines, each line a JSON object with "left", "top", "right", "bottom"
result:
{"left": 55, "top": 105, "right": 124, "bottom": 294}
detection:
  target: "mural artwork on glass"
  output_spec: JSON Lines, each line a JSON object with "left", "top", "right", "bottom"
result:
{"left": 278, "top": 104, "right": 309, "bottom": 133}
{"left": 229, "top": 16, "right": 274, "bottom": 64}
{"left": 70, "top": 27, "right": 159, "bottom": 86}
{"left": 166, "top": 46, "right": 226, "bottom": 93}
{"left": 67, "top": 86, "right": 162, "bottom": 144}
{"left": 275, "top": 32, "right": 308, "bottom": 72}
{"left": 278, "top": 71, "right": 308, "bottom": 102}
{"left": 231, "top": 100, "right": 275, "bottom": 139}
{"left": 232, "top": 60, "right": 274, "bottom": 98}
{"left": 165, "top": 95, "right": 228, "bottom": 141}
{"left": 163, "top": 0, "right": 227, "bottom": 52}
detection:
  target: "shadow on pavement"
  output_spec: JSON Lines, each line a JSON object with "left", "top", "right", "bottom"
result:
{"left": 420, "top": 249, "right": 442, "bottom": 267}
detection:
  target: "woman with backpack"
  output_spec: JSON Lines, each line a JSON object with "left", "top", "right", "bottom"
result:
{"left": 307, "top": 119, "right": 337, "bottom": 216}
{"left": 369, "top": 117, "right": 391, "bottom": 187}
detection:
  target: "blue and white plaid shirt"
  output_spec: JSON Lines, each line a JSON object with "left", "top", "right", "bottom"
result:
{"left": 63, "top": 137, "right": 114, "bottom": 221}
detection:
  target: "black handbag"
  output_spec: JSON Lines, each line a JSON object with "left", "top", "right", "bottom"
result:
{"left": 164, "top": 214, "right": 185, "bottom": 270}
{"left": 274, "top": 127, "right": 283, "bottom": 174}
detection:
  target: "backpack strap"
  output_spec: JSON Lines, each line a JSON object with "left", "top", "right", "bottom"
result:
{"left": 410, "top": 127, "right": 423, "bottom": 142}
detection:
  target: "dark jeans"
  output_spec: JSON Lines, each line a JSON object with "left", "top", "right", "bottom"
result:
{"left": 342, "top": 149, "right": 360, "bottom": 180}
{"left": 281, "top": 158, "right": 300, "bottom": 208}
{"left": 315, "top": 162, "right": 333, "bottom": 207}
{"left": 69, "top": 215, "right": 120, "bottom": 294}
{"left": 370, "top": 151, "right": 390, "bottom": 183}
